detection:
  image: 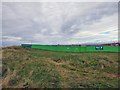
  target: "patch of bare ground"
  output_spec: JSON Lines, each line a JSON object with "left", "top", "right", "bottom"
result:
{"left": 28, "top": 70, "right": 33, "bottom": 77}
{"left": 44, "top": 58, "right": 69, "bottom": 76}
{"left": 45, "top": 58, "right": 69, "bottom": 66}
{"left": 45, "top": 58, "right": 71, "bottom": 87}
{"left": 55, "top": 66, "right": 70, "bottom": 87}
{"left": 2, "top": 69, "right": 16, "bottom": 87}
{"left": 103, "top": 72, "right": 120, "bottom": 78}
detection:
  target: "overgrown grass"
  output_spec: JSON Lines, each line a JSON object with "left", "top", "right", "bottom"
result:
{"left": 1, "top": 46, "right": 119, "bottom": 88}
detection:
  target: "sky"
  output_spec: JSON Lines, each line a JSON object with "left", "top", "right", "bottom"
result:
{"left": 2, "top": 2, "right": 118, "bottom": 46}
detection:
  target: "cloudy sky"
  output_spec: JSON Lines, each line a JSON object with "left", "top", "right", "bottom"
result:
{"left": 2, "top": 2, "right": 118, "bottom": 46}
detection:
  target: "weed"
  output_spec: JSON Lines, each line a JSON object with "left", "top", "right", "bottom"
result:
{"left": 2, "top": 46, "right": 119, "bottom": 88}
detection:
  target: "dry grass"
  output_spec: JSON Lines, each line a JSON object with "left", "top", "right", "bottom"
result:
{"left": 2, "top": 46, "right": 119, "bottom": 88}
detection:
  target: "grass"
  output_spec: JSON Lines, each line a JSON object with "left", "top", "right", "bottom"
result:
{"left": 1, "top": 46, "right": 119, "bottom": 88}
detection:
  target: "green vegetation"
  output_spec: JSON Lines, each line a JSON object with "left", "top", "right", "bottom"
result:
{"left": 2, "top": 46, "right": 119, "bottom": 88}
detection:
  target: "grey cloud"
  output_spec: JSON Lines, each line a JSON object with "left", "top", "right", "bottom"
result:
{"left": 2, "top": 2, "right": 118, "bottom": 46}
{"left": 61, "top": 2, "right": 118, "bottom": 36}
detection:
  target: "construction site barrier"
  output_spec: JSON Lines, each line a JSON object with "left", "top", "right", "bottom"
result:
{"left": 21, "top": 44, "right": 120, "bottom": 52}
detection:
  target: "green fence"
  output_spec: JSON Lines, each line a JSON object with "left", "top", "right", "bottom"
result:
{"left": 22, "top": 44, "right": 119, "bottom": 52}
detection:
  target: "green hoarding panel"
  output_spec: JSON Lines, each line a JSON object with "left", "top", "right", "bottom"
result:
{"left": 21, "top": 44, "right": 32, "bottom": 48}
{"left": 21, "top": 44, "right": 119, "bottom": 52}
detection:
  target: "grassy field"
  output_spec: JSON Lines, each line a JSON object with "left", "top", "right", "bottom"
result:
{"left": 1, "top": 46, "right": 119, "bottom": 88}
